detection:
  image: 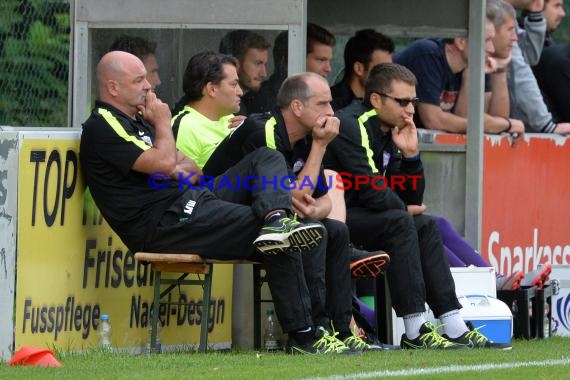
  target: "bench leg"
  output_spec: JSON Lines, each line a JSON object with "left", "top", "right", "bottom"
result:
{"left": 199, "top": 264, "right": 213, "bottom": 353}
{"left": 375, "top": 274, "right": 393, "bottom": 344}
{"left": 253, "top": 265, "right": 262, "bottom": 350}
{"left": 151, "top": 270, "right": 161, "bottom": 352}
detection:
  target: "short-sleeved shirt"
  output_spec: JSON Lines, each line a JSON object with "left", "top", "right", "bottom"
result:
{"left": 80, "top": 101, "right": 181, "bottom": 251}
{"left": 172, "top": 105, "right": 234, "bottom": 168}
{"left": 394, "top": 39, "right": 491, "bottom": 129}
{"left": 394, "top": 39, "right": 462, "bottom": 128}
{"left": 204, "top": 109, "right": 328, "bottom": 199}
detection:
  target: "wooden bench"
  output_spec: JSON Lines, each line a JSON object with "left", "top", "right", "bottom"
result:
{"left": 134, "top": 252, "right": 267, "bottom": 353}
{"left": 135, "top": 252, "right": 395, "bottom": 351}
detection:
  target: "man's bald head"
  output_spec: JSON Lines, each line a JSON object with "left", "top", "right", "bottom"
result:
{"left": 277, "top": 72, "right": 328, "bottom": 108}
{"left": 96, "top": 51, "right": 151, "bottom": 116}
{"left": 97, "top": 51, "right": 143, "bottom": 91}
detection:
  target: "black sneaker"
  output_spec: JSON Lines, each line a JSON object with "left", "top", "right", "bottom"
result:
{"left": 285, "top": 327, "right": 357, "bottom": 355}
{"left": 400, "top": 322, "right": 466, "bottom": 350}
{"left": 444, "top": 321, "right": 512, "bottom": 350}
{"left": 253, "top": 214, "right": 324, "bottom": 255}
{"left": 349, "top": 246, "right": 390, "bottom": 278}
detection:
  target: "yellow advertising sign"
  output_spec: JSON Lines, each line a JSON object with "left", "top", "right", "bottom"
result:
{"left": 16, "top": 138, "right": 233, "bottom": 351}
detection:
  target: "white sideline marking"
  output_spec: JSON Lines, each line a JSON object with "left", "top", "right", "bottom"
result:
{"left": 303, "top": 358, "right": 570, "bottom": 380}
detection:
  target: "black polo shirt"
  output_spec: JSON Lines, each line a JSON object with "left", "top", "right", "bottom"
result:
{"left": 203, "top": 109, "right": 328, "bottom": 199}
{"left": 330, "top": 80, "right": 361, "bottom": 111}
{"left": 80, "top": 100, "right": 180, "bottom": 251}
{"left": 241, "top": 70, "right": 287, "bottom": 115}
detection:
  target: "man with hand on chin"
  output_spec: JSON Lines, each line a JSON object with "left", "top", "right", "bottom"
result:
{"left": 325, "top": 63, "right": 502, "bottom": 349}
{"left": 203, "top": 72, "right": 393, "bottom": 352}
{"left": 81, "top": 52, "right": 338, "bottom": 356}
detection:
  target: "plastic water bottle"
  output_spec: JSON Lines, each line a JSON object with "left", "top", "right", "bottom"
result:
{"left": 145, "top": 322, "right": 162, "bottom": 355}
{"left": 543, "top": 302, "right": 550, "bottom": 338}
{"left": 264, "top": 308, "right": 280, "bottom": 352}
{"left": 99, "top": 314, "right": 112, "bottom": 351}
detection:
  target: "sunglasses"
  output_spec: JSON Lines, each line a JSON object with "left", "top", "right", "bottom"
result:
{"left": 372, "top": 91, "right": 420, "bottom": 107}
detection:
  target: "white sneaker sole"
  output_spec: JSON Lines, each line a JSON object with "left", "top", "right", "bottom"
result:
{"left": 253, "top": 225, "right": 324, "bottom": 254}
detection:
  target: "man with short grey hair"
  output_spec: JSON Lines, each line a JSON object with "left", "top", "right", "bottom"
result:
{"left": 204, "top": 72, "right": 394, "bottom": 353}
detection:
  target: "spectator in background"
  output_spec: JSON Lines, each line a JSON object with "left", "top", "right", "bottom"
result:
{"left": 533, "top": 44, "right": 570, "bottom": 123}
{"left": 484, "top": 0, "right": 526, "bottom": 141}
{"left": 108, "top": 34, "right": 162, "bottom": 90}
{"left": 219, "top": 30, "right": 271, "bottom": 95}
{"left": 240, "top": 23, "right": 336, "bottom": 113}
{"left": 218, "top": 30, "right": 271, "bottom": 115}
{"left": 394, "top": 11, "right": 524, "bottom": 139}
{"left": 521, "top": 0, "right": 565, "bottom": 47}
{"left": 505, "top": 0, "right": 570, "bottom": 134}
{"left": 542, "top": 0, "right": 566, "bottom": 46}
{"left": 242, "top": 31, "right": 288, "bottom": 114}
{"left": 511, "top": 0, "right": 546, "bottom": 64}
{"left": 172, "top": 51, "right": 243, "bottom": 168}
{"left": 533, "top": 0, "right": 570, "bottom": 123}
{"left": 173, "top": 30, "right": 270, "bottom": 115}
{"left": 306, "top": 23, "right": 336, "bottom": 78}
{"left": 488, "top": 0, "right": 519, "bottom": 67}
{"left": 331, "top": 29, "right": 394, "bottom": 111}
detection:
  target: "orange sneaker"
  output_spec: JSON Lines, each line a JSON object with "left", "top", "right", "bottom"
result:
{"left": 350, "top": 247, "right": 390, "bottom": 278}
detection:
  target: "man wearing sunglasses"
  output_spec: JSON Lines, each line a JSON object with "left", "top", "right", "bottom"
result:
{"left": 324, "top": 63, "right": 499, "bottom": 350}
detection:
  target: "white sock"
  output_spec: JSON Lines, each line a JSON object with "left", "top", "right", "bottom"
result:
{"left": 439, "top": 310, "right": 468, "bottom": 338}
{"left": 403, "top": 313, "right": 427, "bottom": 340}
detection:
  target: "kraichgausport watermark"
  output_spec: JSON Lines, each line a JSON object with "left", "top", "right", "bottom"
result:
{"left": 148, "top": 172, "right": 421, "bottom": 191}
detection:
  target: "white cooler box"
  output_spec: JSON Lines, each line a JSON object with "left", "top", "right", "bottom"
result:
{"left": 390, "top": 267, "right": 513, "bottom": 345}
{"left": 550, "top": 265, "right": 570, "bottom": 337}
{"left": 456, "top": 295, "right": 513, "bottom": 344}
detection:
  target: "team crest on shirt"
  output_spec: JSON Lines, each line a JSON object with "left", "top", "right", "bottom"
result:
{"left": 382, "top": 150, "right": 391, "bottom": 174}
{"left": 134, "top": 127, "right": 153, "bottom": 147}
{"left": 140, "top": 135, "right": 153, "bottom": 147}
{"left": 292, "top": 158, "right": 305, "bottom": 174}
